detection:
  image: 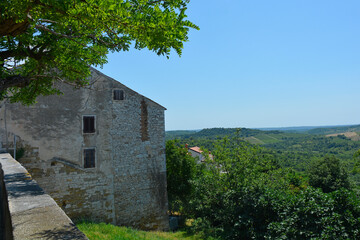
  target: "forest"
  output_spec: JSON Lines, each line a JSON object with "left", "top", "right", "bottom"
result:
{"left": 166, "top": 125, "right": 360, "bottom": 239}
{"left": 166, "top": 125, "right": 360, "bottom": 183}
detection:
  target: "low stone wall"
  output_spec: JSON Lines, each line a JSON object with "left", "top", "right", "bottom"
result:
{"left": 0, "top": 162, "right": 13, "bottom": 239}
{"left": 0, "top": 153, "right": 88, "bottom": 240}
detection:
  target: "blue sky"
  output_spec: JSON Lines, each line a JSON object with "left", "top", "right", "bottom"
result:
{"left": 97, "top": 0, "right": 360, "bottom": 130}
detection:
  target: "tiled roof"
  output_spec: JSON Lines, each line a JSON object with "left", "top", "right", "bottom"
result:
{"left": 189, "top": 146, "right": 202, "bottom": 153}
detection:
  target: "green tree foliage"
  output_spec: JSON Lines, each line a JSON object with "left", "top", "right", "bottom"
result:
{"left": 266, "top": 188, "right": 360, "bottom": 240}
{"left": 188, "top": 136, "right": 285, "bottom": 239}
{"left": 166, "top": 140, "right": 197, "bottom": 213}
{"left": 186, "top": 136, "right": 360, "bottom": 240}
{"left": 352, "top": 150, "right": 360, "bottom": 173}
{"left": 308, "top": 156, "right": 350, "bottom": 193}
{"left": 168, "top": 127, "right": 360, "bottom": 185}
{"left": 0, "top": 0, "right": 199, "bottom": 104}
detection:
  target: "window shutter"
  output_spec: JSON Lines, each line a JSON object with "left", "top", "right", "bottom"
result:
{"left": 84, "top": 149, "right": 95, "bottom": 168}
{"left": 113, "top": 90, "right": 124, "bottom": 100}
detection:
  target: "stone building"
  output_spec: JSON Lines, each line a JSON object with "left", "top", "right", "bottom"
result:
{"left": 188, "top": 146, "right": 213, "bottom": 163}
{"left": 0, "top": 68, "right": 169, "bottom": 230}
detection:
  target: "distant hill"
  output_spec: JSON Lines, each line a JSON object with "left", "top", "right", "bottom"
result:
{"left": 257, "top": 126, "right": 321, "bottom": 133}
{"left": 166, "top": 124, "right": 360, "bottom": 143}
{"left": 166, "top": 125, "right": 360, "bottom": 184}
{"left": 307, "top": 125, "right": 360, "bottom": 135}
{"left": 326, "top": 132, "right": 360, "bottom": 141}
{"left": 166, "top": 127, "right": 304, "bottom": 145}
{"left": 165, "top": 130, "right": 200, "bottom": 139}
{"left": 257, "top": 124, "right": 360, "bottom": 134}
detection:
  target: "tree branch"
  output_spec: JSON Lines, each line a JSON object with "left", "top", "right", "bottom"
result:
{"left": 0, "top": 75, "right": 31, "bottom": 91}
{"left": 34, "top": 24, "right": 80, "bottom": 39}
{"left": 38, "top": 19, "right": 59, "bottom": 24}
{"left": 0, "top": 19, "right": 30, "bottom": 37}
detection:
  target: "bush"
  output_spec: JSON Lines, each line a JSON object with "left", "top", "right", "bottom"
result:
{"left": 187, "top": 137, "right": 360, "bottom": 240}
{"left": 308, "top": 156, "right": 350, "bottom": 193}
{"left": 188, "top": 137, "right": 284, "bottom": 239}
{"left": 266, "top": 188, "right": 360, "bottom": 240}
{"left": 166, "top": 140, "right": 197, "bottom": 214}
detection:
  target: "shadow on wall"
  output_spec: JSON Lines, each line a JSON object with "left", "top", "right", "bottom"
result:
{"left": 30, "top": 223, "right": 86, "bottom": 240}
{"left": 5, "top": 173, "right": 45, "bottom": 198}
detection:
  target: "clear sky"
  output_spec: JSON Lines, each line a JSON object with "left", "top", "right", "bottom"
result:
{"left": 96, "top": 0, "right": 360, "bottom": 130}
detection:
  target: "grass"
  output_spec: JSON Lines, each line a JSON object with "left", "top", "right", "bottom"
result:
{"left": 77, "top": 222, "right": 204, "bottom": 240}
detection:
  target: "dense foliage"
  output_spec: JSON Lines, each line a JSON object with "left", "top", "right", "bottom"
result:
{"left": 308, "top": 156, "right": 350, "bottom": 193}
{"left": 267, "top": 135, "right": 360, "bottom": 170}
{"left": 166, "top": 132, "right": 360, "bottom": 240}
{"left": 0, "top": 0, "right": 198, "bottom": 104}
{"left": 166, "top": 140, "right": 197, "bottom": 213}
{"left": 166, "top": 127, "right": 360, "bottom": 184}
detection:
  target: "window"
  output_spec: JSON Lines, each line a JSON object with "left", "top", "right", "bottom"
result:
{"left": 83, "top": 116, "right": 95, "bottom": 133}
{"left": 113, "top": 90, "right": 124, "bottom": 100}
{"left": 84, "top": 148, "right": 95, "bottom": 168}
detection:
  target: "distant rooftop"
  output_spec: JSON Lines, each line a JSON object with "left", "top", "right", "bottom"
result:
{"left": 189, "top": 146, "right": 202, "bottom": 154}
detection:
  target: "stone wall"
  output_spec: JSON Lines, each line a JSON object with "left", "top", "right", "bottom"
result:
{"left": 0, "top": 161, "right": 13, "bottom": 240}
{"left": 0, "top": 153, "right": 88, "bottom": 240}
{"left": 111, "top": 89, "right": 168, "bottom": 229}
{"left": 0, "top": 69, "right": 168, "bottom": 230}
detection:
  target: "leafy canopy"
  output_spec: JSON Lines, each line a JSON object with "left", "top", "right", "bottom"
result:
{"left": 308, "top": 155, "right": 350, "bottom": 193}
{"left": 0, "top": 0, "right": 199, "bottom": 104}
{"left": 185, "top": 136, "right": 360, "bottom": 240}
{"left": 166, "top": 140, "right": 197, "bottom": 213}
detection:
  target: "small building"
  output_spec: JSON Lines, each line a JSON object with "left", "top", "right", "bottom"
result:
{"left": 188, "top": 146, "right": 213, "bottom": 163}
{"left": 0, "top": 68, "right": 169, "bottom": 230}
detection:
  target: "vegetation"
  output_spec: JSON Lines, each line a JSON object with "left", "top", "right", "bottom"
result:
{"left": 78, "top": 125, "right": 360, "bottom": 239}
{"left": 166, "top": 140, "right": 197, "bottom": 213}
{"left": 307, "top": 125, "right": 360, "bottom": 135}
{"left": 77, "top": 222, "right": 203, "bottom": 240}
{"left": 166, "top": 126, "right": 360, "bottom": 183}
{"left": 165, "top": 126, "right": 360, "bottom": 239}
{"left": 9, "top": 147, "right": 25, "bottom": 160}
{"left": 0, "top": 0, "right": 199, "bottom": 104}
{"left": 308, "top": 156, "right": 350, "bottom": 193}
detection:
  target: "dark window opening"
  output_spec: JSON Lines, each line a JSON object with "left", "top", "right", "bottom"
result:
{"left": 83, "top": 116, "right": 95, "bottom": 133}
{"left": 113, "top": 90, "right": 124, "bottom": 100}
{"left": 84, "top": 148, "right": 95, "bottom": 168}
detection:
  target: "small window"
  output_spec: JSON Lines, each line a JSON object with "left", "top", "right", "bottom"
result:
{"left": 83, "top": 116, "right": 95, "bottom": 133}
{"left": 84, "top": 148, "right": 95, "bottom": 168}
{"left": 113, "top": 90, "right": 124, "bottom": 100}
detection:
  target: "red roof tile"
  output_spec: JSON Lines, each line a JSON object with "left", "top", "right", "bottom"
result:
{"left": 189, "top": 146, "right": 203, "bottom": 153}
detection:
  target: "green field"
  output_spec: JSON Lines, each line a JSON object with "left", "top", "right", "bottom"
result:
{"left": 77, "top": 222, "right": 205, "bottom": 240}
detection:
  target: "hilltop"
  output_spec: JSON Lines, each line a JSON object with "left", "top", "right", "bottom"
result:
{"left": 166, "top": 124, "right": 360, "bottom": 144}
{"left": 166, "top": 124, "right": 360, "bottom": 176}
{"left": 166, "top": 127, "right": 301, "bottom": 144}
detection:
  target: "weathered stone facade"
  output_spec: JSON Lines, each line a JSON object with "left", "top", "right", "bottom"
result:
{"left": 0, "top": 68, "right": 169, "bottom": 230}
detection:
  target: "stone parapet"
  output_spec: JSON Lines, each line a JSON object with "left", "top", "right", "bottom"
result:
{"left": 0, "top": 153, "right": 88, "bottom": 240}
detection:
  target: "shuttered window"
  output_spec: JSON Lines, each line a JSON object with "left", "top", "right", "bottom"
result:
{"left": 113, "top": 90, "right": 124, "bottom": 100}
{"left": 84, "top": 148, "right": 95, "bottom": 168}
{"left": 83, "top": 116, "right": 95, "bottom": 133}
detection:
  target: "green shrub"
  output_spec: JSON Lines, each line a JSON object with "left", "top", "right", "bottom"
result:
{"left": 166, "top": 140, "right": 197, "bottom": 214}
{"left": 266, "top": 188, "right": 360, "bottom": 240}
{"left": 186, "top": 137, "right": 360, "bottom": 240}
{"left": 308, "top": 156, "right": 350, "bottom": 193}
